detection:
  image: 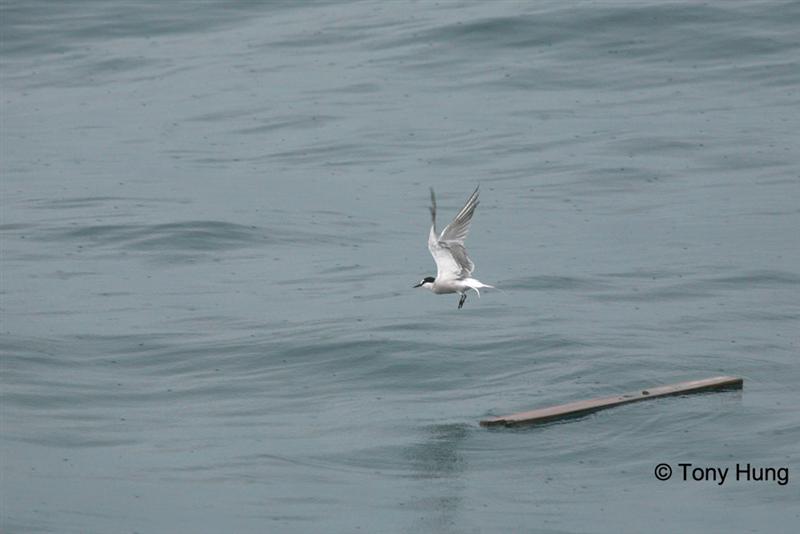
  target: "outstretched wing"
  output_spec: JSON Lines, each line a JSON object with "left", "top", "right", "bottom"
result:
{"left": 440, "top": 186, "right": 479, "bottom": 244}
{"left": 427, "top": 186, "right": 479, "bottom": 281}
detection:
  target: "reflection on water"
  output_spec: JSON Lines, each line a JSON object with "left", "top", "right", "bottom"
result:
{"left": 406, "top": 424, "right": 469, "bottom": 480}
{"left": 405, "top": 424, "right": 469, "bottom": 533}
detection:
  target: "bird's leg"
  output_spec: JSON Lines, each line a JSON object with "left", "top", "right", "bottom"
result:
{"left": 458, "top": 293, "right": 467, "bottom": 309}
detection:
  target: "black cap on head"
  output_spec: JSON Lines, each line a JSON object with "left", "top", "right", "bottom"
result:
{"left": 413, "top": 276, "right": 436, "bottom": 288}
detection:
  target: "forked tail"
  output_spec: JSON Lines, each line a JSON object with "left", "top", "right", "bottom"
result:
{"left": 463, "top": 278, "right": 498, "bottom": 298}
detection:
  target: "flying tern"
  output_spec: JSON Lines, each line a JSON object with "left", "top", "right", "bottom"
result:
{"left": 413, "top": 186, "right": 495, "bottom": 309}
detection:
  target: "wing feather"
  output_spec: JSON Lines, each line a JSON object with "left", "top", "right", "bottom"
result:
{"left": 439, "top": 186, "right": 479, "bottom": 243}
{"left": 426, "top": 186, "right": 479, "bottom": 281}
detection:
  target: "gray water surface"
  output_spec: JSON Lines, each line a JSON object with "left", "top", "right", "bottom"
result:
{"left": 2, "top": 1, "right": 799, "bottom": 532}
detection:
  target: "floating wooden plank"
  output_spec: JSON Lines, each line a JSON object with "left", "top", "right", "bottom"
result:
{"left": 480, "top": 375, "right": 743, "bottom": 428}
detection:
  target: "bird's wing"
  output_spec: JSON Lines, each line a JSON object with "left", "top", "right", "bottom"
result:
{"left": 427, "top": 187, "right": 478, "bottom": 280}
{"left": 427, "top": 187, "right": 438, "bottom": 251}
{"left": 439, "top": 186, "right": 479, "bottom": 244}
{"left": 429, "top": 240, "right": 471, "bottom": 281}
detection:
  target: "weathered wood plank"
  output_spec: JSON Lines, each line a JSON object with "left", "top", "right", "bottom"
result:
{"left": 480, "top": 376, "right": 743, "bottom": 428}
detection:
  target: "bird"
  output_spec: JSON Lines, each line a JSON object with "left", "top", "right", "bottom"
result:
{"left": 413, "top": 185, "right": 495, "bottom": 309}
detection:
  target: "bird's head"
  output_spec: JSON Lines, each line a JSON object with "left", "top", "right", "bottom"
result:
{"left": 413, "top": 276, "right": 435, "bottom": 289}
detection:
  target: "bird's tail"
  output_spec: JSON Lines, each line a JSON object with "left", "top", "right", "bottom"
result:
{"left": 463, "top": 278, "right": 501, "bottom": 298}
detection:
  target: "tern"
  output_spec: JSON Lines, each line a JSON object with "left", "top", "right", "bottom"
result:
{"left": 413, "top": 186, "right": 495, "bottom": 309}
